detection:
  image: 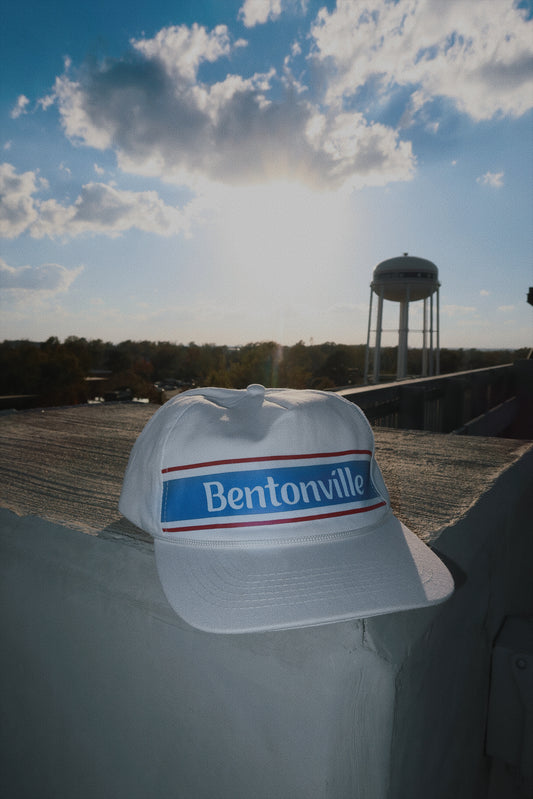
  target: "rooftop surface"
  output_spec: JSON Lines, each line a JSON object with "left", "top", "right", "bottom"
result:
{"left": 1, "top": 403, "right": 531, "bottom": 545}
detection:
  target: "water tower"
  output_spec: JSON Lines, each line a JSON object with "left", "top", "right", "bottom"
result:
{"left": 364, "top": 253, "right": 440, "bottom": 383}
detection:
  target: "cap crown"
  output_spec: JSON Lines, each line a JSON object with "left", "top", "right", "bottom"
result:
{"left": 120, "top": 385, "right": 390, "bottom": 543}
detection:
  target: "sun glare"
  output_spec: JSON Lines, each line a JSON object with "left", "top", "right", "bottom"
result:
{"left": 213, "top": 182, "right": 351, "bottom": 303}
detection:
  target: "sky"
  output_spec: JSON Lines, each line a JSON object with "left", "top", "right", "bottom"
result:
{"left": 1, "top": 0, "right": 532, "bottom": 349}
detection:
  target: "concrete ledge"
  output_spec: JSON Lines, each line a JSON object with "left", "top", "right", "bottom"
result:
{"left": 454, "top": 397, "right": 518, "bottom": 437}
{"left": 1, "top": 406, "right": 532, "bottom": 799}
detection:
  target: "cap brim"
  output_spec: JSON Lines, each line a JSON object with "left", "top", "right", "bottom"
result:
{"left": 154, "top": 515, "right": 454, "bottom": 634}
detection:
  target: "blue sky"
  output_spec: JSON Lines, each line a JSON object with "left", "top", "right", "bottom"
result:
{"left": 1, "top": 0, "right": 532, "bottom": 349}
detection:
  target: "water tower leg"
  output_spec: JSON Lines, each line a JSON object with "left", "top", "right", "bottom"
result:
{"left": 429, "top": 293, "right": 434, "bottom": 377}
{"left": 373, "top": 291, "right": 384, "bottom": 383}
{"left": 436, "top": 286, "right": 440, "bottom": 376}
{"left": 422, "top": 298, "right": 428, "bottom": 377}
{"left": 364, "top": 286, "right": 373, "bottom": 385}
{"left": 397, "top": 298, "right": 409, "bottom": 380}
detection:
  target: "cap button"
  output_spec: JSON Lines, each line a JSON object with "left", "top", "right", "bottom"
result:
{"left": 246, "top": 384, "right": 266, "bottom": 398}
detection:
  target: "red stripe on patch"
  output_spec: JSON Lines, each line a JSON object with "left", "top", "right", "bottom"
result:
{"left": 161, "top": 450, "right": 372, "bottom": 475}
{"left": 161, "top": 500, "right": 386, "bottom": 534}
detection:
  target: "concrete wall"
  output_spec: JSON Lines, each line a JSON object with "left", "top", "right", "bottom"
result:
{"left": 1, "top": 510, "right": 394, "bottom": 799}
{"left": 375, "top": 449, "right": 533, "bottom": 798}
{"left": 339, "top": 361, "right": 532, "bottom": 435}
{"left": 1, "top": 424, "right": 532, "bottom": 798}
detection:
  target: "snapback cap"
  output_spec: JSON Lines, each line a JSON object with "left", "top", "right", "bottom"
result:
{"left": 119, "top": 384, "right": 454, "bottom": 633}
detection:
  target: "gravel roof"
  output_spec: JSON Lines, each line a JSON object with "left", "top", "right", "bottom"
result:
{"left": 1, "top": 403, "right": 530, "bottom": 545}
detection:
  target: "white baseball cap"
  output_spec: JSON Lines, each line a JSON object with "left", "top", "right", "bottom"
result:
{"left": 119, "top": 384, "right": 453, "bottom": 633}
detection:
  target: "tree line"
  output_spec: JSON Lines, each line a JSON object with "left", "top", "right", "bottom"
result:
{"left": 0, "top": 336, "right": 528, "bottom": 409}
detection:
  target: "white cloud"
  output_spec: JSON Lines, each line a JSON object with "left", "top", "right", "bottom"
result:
{"left": 311, "top": 0, "right": 533, "bottom": 121}
{"left": 304, "top": 110, "right": 415, "bottom": 187}
{"left": 53, "top": 72, "right": 113, "bottom": 150}
{"left": 0, "top": 163, "right": 202, "bottom": 239}
{"left": 33, "top": 182, "right": 202, "bottom": 239}
{"left": 10, "top": 95, "right": 30, "bottom": 119}
{"left": 497, "top": 304, "right": 515, "bottom": 312}
{"left": 480, "top": 289, "right": 490, "bottom": 296}
{"left": 131, "top": 23, "right": 239, "bottom": 84}
{"left": 441, "top": 304, "right": 477, "bottom": 316}
{"left": 46, "top": 23, "right": 414, "bottom": 191}
{"left": 238, "top": 0, "right": 308, "bottom": 27}
{"left": 477, "top": 170, "right": 504, "bottom": 187}
{"left": 239, "top": 0, "right": 283, "bottom": 27}
{"left": 37, "top": 93, "right": 55, "bottom": 112}
{"left": 0, "top": 258, "right": 83, "bottom": 295}
{"left": 0, "top": 162, "right": 39, "bottom": 238}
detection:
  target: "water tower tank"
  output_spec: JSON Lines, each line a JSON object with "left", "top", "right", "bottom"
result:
{"left": 372, "top": 254, "right": 439, "bottom": 302}
{"left": 364, "top": 253, "right": 441, "bottom": 383}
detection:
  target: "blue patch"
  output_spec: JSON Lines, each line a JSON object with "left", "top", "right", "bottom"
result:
{"left": 161, "top": 459, "right": 380, "bottom": 525}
